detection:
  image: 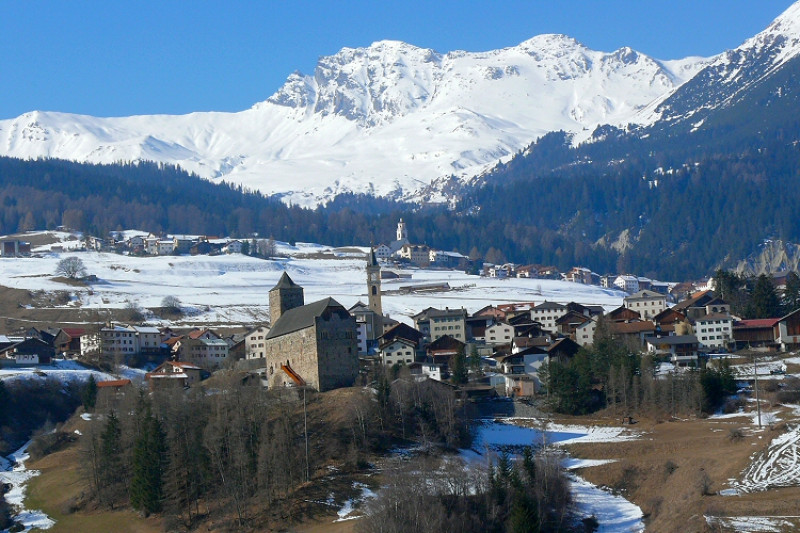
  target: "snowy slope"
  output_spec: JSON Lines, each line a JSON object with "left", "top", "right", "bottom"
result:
{"left": 636, "top": 1, "right": 800, "bottom": 127}
{"left": 0, "top": 36, "right": 708, "bottom": 206}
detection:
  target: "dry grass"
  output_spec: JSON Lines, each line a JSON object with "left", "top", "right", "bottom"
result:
{"left": 564, "top": 412, "right": 800, "bottom": 533}
{"left": 25, "top": 417, "right": 164, "bottom": 533}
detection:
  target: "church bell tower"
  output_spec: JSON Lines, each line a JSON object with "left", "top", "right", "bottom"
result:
{"left": 366, "top": 248, "right": 383, "bottom": 334}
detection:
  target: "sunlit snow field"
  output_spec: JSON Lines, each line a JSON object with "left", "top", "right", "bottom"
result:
{"left": 0, "top": 239, "right": 625, "bottom": 326}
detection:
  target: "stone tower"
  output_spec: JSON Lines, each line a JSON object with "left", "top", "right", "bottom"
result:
{"left": 396, "top": 218, "right": 408, "bottom": 243}
{"left": 366, "top": 248, "right": 383, "bottom": 334}
{"left": 269, "top": 272, "right": 304, "bottom": 325}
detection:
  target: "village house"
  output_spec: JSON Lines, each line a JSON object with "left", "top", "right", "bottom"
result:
{"left": 775, "top": 308, "right": 800, "bottom": 351}
{"left": 413, "top": 307, "right": 468, "bottom": 343}
{"left": 1, "top": 337, "right": 54, "bottom": 365}
{"left": 100, "top": 323, "right": 162, "bottom": 358}
{"left": 694, "top": 313, "right": 733, "bottom": 349}
{"left": 261, "top": 273, "right": 358, "bottom": 392}
{"left": 614, "top": 275, "right": 640, "bottom": 294}
{"left": 530, "top": 301, "right": 569, "bottom": 332}
{"left": 179, "top": 329, "right": 230, "bottom": 369}
{"left": 623, "top": 290, "right": 668, "bottom": 320}
{"left": 380, "top": 337, "right": 418, "bottom": 366}
{"left": 374, "top": 243, "right": 392, "bottom": 260}
{"left": 574, "top": 317, "right": 598, "bottom": 347}
{"left": 146, "top": 360, "right": 205, "bottom": 390}
{"left": 398, "top": 244, "right": 430, "bottom": 265}
{"left": 486, "top": 322, "right": 515, "bottom": 346}
{"left": 244, "top": 325, "right": 270, "bottom": 360}
{"left": 645, "top": 335, "right": 700, "bottom": 367}
{"left": 564, "top": 266, "right": 599, "bottom": 285}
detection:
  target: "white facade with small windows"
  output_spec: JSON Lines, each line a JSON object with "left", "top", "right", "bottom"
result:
{"left": 614, "top": 275, "right": 640, "bottom": 294}
{"left": 694, "top": 314, "right": 733, "bottom": 349}
{"left": 245, "top": 326, "right": 270, "bottom": 359}
{"left": 624, "top": 290, "right": 667, "bottom": 320}
{"left": 575, "top": 318, "right": 597, "bottom": 347}
{"left": 530, "top": 302, "right": 568, "bottom": 332}
{"left": 486, "top": 322, "right": 514, "bottom": 346}
{"left": 380, "top": 338, "right": 417, "bottom": 366}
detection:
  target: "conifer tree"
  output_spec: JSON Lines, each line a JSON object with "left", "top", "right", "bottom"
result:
{"left": 130, "top": 404, "right": 167, "bottom": 515}
{"left": 450, "top": 344, "right": 468, "bottom": 385}
{"left": 82, "top": 374, "right": 98, "bottom": 411}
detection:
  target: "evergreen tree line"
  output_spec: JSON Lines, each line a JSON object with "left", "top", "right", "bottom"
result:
{"left": 0, "top": 378, "right": 83, "bottom": 456}
{"left": 542, "top": 317, "right": 737, "bottom": 416}
{"left": 7, "top": 140, "right": 800, "bottom": 281}
{"left": 714, "top": 269, "right": 800, "bottom": 319}
{"left": 80, "top": 375, "right": 470, "bottom": 529}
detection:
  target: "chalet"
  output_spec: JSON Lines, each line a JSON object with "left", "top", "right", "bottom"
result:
{"left": 53, "top": 327, "right": 86, "bottom": 356}
{"left": 611, "top": 321, "right": 659, "bottom": 347}
{"left": 606, "top": 305, "right": 641, "bottom": 322}
{"left": 645, "top": 335, "right": 700, "bottom": 367}
{"left": 426, "top": 334, "right": 465, "bottom": 361}
{"left": 623, "top": 290, "right": 667, "bottom": 320}
{"left": 515, "top": 265, "right": 539, "bottom": 278}
{"left": 652, "top": 307, "right": 686, "bottom": 326}
{"left": 222, "top": 240, "right": 243, "bottom": 254}
{"left": 146, "top": 361, "right": 204, "bottom": 390}
{"left": 555, "top": 310, "right": 593, "bottom": 337}
{"left": 574, "top": 317, "right": 597, "bottom": 347}
{"left": 564, "top": 267, "right": 598, "bottom": 285}
{"left": 776, "top": 308, "right": 800, "bottom": 351}
{"left": 566, "top": 302, "right": 605, "bottom": 317}
{"left": 546, "top": 337, "right": 580, "bottom": 364}
{"left": 374, "top": 244, "right": 392, "bottom": 260}
{"left": 398, "top": 244, "right": 430, "bottom": 265}
{"left": 180, "top": 329, "right": 230, "bottom": 369}
{"left": 733, "top": 318, "right": 781, "bottom": 350}
{"left": 1, "top": 337, "right": 54, "bottom": 365}
{"left": 379, "top": 322, "right": 424, "bottom": 346}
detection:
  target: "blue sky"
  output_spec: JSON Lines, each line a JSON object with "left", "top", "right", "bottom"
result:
{"left": 0, "top": 1, "right": 794, "bottom": 119}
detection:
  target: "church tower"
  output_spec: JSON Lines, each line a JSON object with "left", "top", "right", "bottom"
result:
{"left": 269, "top": 272, "right": 304, "bottom": 325}
{"left": 366, "top": 248, "right": 383, "bottom": 334}
{"left": 396, "top": 218, "right": 408, "bottom": 243}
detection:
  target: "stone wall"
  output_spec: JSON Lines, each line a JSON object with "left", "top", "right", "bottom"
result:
{"left": 315, "top": 312, "right": 358, "bottom": 391}
{"left": 263, "top": 326, "right": 321, "bottom": 390}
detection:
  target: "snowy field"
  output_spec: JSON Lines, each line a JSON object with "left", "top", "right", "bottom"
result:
{"left": 0, "top": 359, "right": 115, "bottom": 384}
{"left": 0, "top": 238, "right": 625, "bottom": 326}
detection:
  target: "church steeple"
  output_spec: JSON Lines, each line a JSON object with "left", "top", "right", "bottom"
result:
{"left": 366, "top": 248, "right": 383, "bottom": 334}
{"left": 396, "top": 218, "right": 408, "bottom": 243}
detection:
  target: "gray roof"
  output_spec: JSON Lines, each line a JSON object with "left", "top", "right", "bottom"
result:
{"left": 625, "top": 290, "right": 666, "bottom": 300}
{"left": 271, "top": 272, "right": 300, "bottom": 291}
{"left": 266, "top": 297, "right": 348, "bottom": 340}
{"left": 644, "top": 335, "right": 698, "bottom": 345}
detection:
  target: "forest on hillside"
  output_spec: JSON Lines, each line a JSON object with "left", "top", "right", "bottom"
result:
{"left": 2, "top": 147, "right": 800, "bottom": 280}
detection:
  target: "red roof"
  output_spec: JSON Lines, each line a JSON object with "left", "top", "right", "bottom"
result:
{"left": 97, "top": 379, "right": 131, "bottom": 388}
{"left": 734, "top": 318, "right": 781, "bottom": 328}
{"left": 62, "top": 328, "right": 86, "bottom": 337}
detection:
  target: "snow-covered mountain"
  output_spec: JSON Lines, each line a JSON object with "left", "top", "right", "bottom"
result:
{"left": 636, "top": 2, "right": 800, "bottom": 129}
{"left": 0, "top": 35, "right": 709, "bottom": 206}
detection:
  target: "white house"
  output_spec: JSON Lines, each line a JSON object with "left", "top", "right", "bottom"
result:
{"left": 374, "top": 244, "right": 392, "bottom": 260}
{"left": 694, "top": 314, "right": 733, "bottom": 349}
{"left": 244, "top": 326, "right": 270, "bottom": 359}
{"left": 624, "top": 290, "right": 667, "bottom": 320}
{"left": 486, "top": 322, "right": 514, "bottom": 346}
{"left": 380, "top": 337, "right": 417, "bottom": 366}
{"left": 530, "top": 301, "right": 568, "bottom": 332}
{"left": 574, "top": 317, "right": 598, "bottom": 347}
{"left": 223, "top": 240, "right": 243, "bottom": 254}
{"left": 614, "top": 275, "right": 640, "bottom": 293}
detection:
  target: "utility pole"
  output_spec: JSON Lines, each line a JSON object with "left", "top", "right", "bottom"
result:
{"left": 303, "top": 387, "right": 310, "bottom": 481}
{"left": 752, "top": 350, "right": 762, "bottom": 428}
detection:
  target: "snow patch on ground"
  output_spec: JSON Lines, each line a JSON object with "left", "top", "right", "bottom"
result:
{"left": 0, "top": 359, "right": 115, "bottom": 385}
{"left": 569, "top": 475, "right": 644, "bottom": 532}
{"left": 706, "top": 515, "right": 800, "bottom": 532}
{"left": 0, "top": 440, "right": 55, "bottom": 531}
{"left": 334, "top": 482, "right": 376, "bottom": 522}
{"left": 727, "top": 425, "right": 800, "bottom": 493}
